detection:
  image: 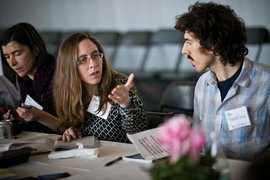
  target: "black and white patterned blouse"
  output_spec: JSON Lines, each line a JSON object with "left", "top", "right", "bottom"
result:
{"left": 81, "top": 77, "right": 147, "bottom": 143}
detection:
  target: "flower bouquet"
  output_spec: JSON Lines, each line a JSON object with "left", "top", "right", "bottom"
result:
{"left": 149, "top": 114, "right": 220, "bottom": 180}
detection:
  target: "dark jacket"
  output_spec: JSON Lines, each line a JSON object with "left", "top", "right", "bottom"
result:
{"left": 17, "top": 54, "right": 57, "bottom": 134}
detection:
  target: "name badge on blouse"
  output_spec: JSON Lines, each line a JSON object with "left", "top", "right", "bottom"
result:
{"left": 225, "top": 106, "right": 251, "bottom": 131}
{"left": 25, "top": 94, "right": 43, "bottom": 110}
{"left": 87, "top": 95, "right": 112, "bottom": 119}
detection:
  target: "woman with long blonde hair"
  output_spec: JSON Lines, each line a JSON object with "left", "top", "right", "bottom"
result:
{"left": 53, "top": 32, "right": 147, "bottom": 143}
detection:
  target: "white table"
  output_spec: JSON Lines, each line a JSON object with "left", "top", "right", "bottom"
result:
{"left": 8, "top": 132, "right": 250, "bottom": 180}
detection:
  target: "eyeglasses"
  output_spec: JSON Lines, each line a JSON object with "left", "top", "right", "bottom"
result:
{"left": 76, "top": 52, "right": 103, "bottom": 66}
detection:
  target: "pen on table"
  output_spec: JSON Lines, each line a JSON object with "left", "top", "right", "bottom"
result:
{"left": 104, "top": 156, "right": 122, "bottom": 166}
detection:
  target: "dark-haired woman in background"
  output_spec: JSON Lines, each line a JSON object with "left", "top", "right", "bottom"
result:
{"left": 0, "top": 22, "right": 60, "bottom": 134}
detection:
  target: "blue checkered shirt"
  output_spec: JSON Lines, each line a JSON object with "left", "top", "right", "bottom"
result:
{"left": 193, "top": 58, "right": 270, "bottom": 161}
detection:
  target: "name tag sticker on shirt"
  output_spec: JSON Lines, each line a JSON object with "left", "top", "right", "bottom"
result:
{"left": 25, "top": 94, "right": 43, "bottom": 110}
{"left": 87, "top": 95, "right": 111, "bottom": 119}
{"left": 225, "top": 106, "right": 251, "bottom": 131}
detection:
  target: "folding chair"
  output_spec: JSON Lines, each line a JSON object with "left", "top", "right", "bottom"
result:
{"left": 159, "top": 81, "right": 196, "bottom": 118}
{"left": 142, "top": 28, "right": 184, "bottom": 74}
{"left": 145, "top": 111, "right": 175, "bottom": 129}
{"left": 113, "top": 31, "right": 152, "bottom": 75}
{"left": 134, "top": 29, "right": 184, "bottom": 111}
{"left": 93, "top": 31, "right": 121, "bottom": 64}
{"left": 40, "top": 30, "right": 63, "bottom": 58}
{"left": 60, "top": 30, "right": 93, "bottom": 43}
{"left": 246, "top": 27, "right": 269, "bottom": 62}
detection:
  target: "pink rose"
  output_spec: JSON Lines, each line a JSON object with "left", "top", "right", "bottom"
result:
{"left": 157, "top": 114, "right": 205, "bottom": 164}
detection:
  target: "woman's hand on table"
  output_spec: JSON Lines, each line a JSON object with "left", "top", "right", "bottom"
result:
{"left": 58, "top": 126, "right": 82, "bottom": 142}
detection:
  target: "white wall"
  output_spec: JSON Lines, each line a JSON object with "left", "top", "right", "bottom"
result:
{"left": 1, "top": 0, "right": 270, "bottom": 32}
{"left": 0, "top": 0, "right": 270, "bottom": 64}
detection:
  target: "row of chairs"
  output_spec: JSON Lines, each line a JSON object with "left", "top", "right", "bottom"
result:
{"left": 2, "top": 27, "right": 266, "bottom": 79}
{"left": 40, "top": 29, "right": 189, "bottom": 76}
{"left": 40, "top": 27, "right": 269, "bottom": 71}
{"left": 1, "top": 26, "right": 268, "bottom": 75}
{"left": 1, "top": 27, "right": 269, "bottom": 70}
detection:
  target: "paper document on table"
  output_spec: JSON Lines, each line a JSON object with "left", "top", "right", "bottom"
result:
{"left": 0, "top": 139, "right": 40, "bottom": 153}
{"left": 32, "top": 136, "right": 98, "bottom": 153}
{"left": 48, "top": 135, "right": 99, "bottom": 159}
{"left": 53, "top": 136, "right": 99, "bottom": 151}
{"left": 48, "top": 148, "right": 99, "bottom": 159}
{"left": 14, "top": 132, "right": 99, "bottom": 155}
{"left": 127, "top": 127, "right": 170, "bottom": 160}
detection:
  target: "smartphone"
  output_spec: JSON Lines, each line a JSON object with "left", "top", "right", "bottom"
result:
{"left": 0, "top": 105, "right": 14, "bottom": 114}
